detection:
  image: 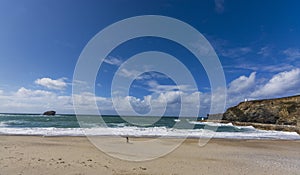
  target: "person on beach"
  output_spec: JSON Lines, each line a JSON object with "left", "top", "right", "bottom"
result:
{"left": 126, "top": 136, "right": 129, "bottom": 143}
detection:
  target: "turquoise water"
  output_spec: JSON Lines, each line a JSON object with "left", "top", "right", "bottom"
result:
{"left": 0, "top": 113, "right": 299, "bottom": 139}
{"left": 0, "top": 113, "right": 247, "bottom": 131}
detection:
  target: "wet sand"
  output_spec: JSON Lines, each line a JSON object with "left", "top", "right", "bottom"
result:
{"left": 0, "top": 136, "right": 299, "bottom": 175}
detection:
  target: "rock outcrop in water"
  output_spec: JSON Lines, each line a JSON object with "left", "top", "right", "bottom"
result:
{"left": 222, "top": 95, "right": 300, "bottom": 134}
{"left": 43, "top": 111, "right": 56, "bottom": 116}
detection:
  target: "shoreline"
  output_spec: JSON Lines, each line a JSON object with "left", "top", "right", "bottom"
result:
{"left": 0, "top": 134, "right": 300, "bottom": 141}
{"left": 0, "top": 133, "right": 299, "bottom": 140}
{"left": 1, "top": 135, "right": 300, "bottom": 175}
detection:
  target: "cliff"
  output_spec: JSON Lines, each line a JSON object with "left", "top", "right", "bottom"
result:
{"left": 222, "top": 95, "right": 300, "bottom": 134}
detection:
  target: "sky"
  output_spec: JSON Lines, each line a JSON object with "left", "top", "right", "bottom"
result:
{"left": 0, "top": 0, "right": 300, "bottom": 116}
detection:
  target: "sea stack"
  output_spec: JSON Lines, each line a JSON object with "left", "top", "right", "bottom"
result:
{"left": 43, "top": 110, "right": 56, "bottom": 116}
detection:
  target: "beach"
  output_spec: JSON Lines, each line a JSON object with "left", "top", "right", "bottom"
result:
{"left": 0, "top": 136, "right": 299, "bottom": 175}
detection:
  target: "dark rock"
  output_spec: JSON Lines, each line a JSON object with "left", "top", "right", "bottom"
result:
{"left": 43, "top": 110, "right": 56, "bottom": 116}
{"left": 223, "top": 95, "right": 300, "bottom": 126}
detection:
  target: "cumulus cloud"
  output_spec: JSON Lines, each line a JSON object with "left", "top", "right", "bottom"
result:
{"left": 0, "top": 89, "right": 110, "bottom": 114}
{"left": 0, "top": 88, "right": 71, "bottom": 113}
{"left": 251, "top": 68, "right": 300, "bottom": 97}
{"left": 2, "top": 68, "right": 300, "bottom": 115}
{"left": 228, "top": 72, "right": 256, "bottom": 93}
{"left": 111, "top": 95, "right": 152, "bottom": 115}
{"left": 16, "top": 87, "right": 54, "bottom": 97}
{"left": 73, "top": 92, "right": 113, "bottom": 114}
{"left": 216, "top": 68, "right": 300, "bottom": 109}
{"left": 35, "top": 77, "right": 67, "bottom": 90}
{"left": 75, "top": 90, "right": 201, "bottom": 116}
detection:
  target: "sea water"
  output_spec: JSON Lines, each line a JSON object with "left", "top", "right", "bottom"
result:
{"left": 0, "top": 113, "right": 299, "bottom": 139}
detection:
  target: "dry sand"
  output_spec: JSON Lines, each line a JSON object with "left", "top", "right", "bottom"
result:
{"left": 0, "top": 136, "right": 299, "bottom": 175}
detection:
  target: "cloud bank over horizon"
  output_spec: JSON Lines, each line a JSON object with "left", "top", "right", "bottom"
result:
{"left": 0, "top": 68, "right": 299, "bottom": 115}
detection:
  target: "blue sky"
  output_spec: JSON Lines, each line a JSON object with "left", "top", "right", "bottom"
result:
{"left": 0, "top": 0, "right": 300, "bottom": 115}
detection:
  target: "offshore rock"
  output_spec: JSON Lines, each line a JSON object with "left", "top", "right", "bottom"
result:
{"left": 43, "top": 110, "right": 56, "bottom": 116}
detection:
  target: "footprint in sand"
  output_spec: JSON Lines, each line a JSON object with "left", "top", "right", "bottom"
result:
{"left": 139, "top": 167, "right": 147, "bottom": 170}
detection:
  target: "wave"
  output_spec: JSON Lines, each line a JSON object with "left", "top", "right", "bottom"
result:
{"left": 0, "top": 122, "right": 8, "bottom": 127}
{"left": 188, "top": 121, "right": 257, "bottom": 130}
{"left": 0, "top": 126, "right": 299, "bottom": 140}
{"left": 174, "top": 119, "right": 180, "bottom": 122}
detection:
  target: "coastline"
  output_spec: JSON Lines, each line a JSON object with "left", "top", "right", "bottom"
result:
{"left": 1, "top": 135, "right": 299, "bottom": 175}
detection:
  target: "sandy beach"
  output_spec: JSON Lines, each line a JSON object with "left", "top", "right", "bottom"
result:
{"left": 0, "top": 136, "right": 299, "bottom": 175}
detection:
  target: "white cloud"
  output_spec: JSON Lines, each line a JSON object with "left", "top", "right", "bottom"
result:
{"left": 228, "top": 72, "right": 256, "bottom": 93}
{"left": 157, "top": 91, "right": 182, "bottom": 104}
{"left": 111, "top": 68, "right": 300, "bottom": 115}
{"left": 76, "top": 90, "right": 202, "bottom": 116}
{"left": 0, "top": 88, "right": 69, "bottom": 113}
{"left": 111, "top": 95, "right": 152, "bottom": 115}
{"left": 220, "top": 69, "right": 300, "bottom": 109}
{"left": 220, "top": 47, "right": 252, "bottom": 58}
{"left": 251, "top": 68, "right": 300, "bottom": 97}
{"left": 16, "top": 87, "right": 54, "bottom": 97}
{"left": 230, "top": 63, "right": 294, "bottom": 73}
{"left": 119, "top": 68, "right": 140, "bottom": 78}
{"left": 214, "top": 0, "right": 225, "bottom": 13}
{"left": 118, "top": 69, "right": 169, "bottom": 81}
{"left": 2, "top": 68, "right": 299, "bottom": 116}
{"left": 260, "top": 64, "right": 295, "bottom": 73}
{"left": 35, "top": 77, "right": 67, "bottom": 90}
{"left": 283, "top": 48, "right": 300, "bottom": 60}
{"left": 73, "top": 92, "right": 113, "bottom": 114}
{"left": 139, "top": 72, "right": 168, "bottom": 80}
{"left": 0, "top": 89, "right": 109, "bottom": 114}
{"left": 0, "top": 85, "right": 223, "bottom": 116}
{"left": 146, "top": 80, "right": 196, "bottom": 93}
{"left": 103, "top": 56, "right": 123, "bottom": 66}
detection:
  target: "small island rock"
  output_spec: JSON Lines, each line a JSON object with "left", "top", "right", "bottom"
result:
{"left": 43, "top": 111, "right": 56, "bottom": 116}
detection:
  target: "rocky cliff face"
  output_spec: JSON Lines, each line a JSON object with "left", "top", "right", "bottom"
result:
{"left": 223, "top": 95, "right": 300, "bottom": 126}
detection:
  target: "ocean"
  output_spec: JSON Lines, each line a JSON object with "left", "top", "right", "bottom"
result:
{"left": 0, "top": 113, "right": 299, "bottom": 140}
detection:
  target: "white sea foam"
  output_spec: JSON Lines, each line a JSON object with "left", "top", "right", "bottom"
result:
{"left": 189, "top": 121, "right": 235, "bottom": 126}
{"left": 0, "top": 122, "right": 8, "bottom": 127}
{"left": 0, "top": 126, "right": 299, "bottom": 140}
{"left": 188, "top": 121, "right": 254, "bottom": 128}
{"left": 0, "top": 127, "right": 85, "bottom": 136}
